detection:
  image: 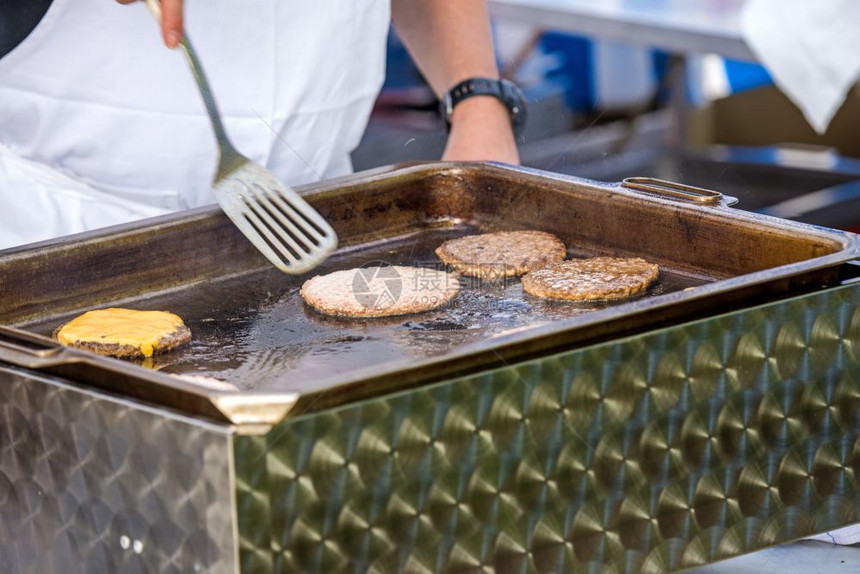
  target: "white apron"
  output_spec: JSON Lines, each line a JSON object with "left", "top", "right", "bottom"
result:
{"left": 0, "top": 0, "right": 389, "bottom": 249}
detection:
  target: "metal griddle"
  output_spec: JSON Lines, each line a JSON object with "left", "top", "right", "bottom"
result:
{"left": 22, "top": 226, "right": 709, "bottom": 391}
{"left": 0, "top": 163, "right": 857, "bottom": 426}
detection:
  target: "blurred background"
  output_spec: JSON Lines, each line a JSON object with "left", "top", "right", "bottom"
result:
{"left": 353, "top": 0, "right": 860, "bottom": 233}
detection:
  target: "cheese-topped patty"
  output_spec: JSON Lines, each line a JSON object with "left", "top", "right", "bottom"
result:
{"left": 522, "top": 257, "right": 659, "bottom": 301}
{"left": 435, "top": 231, "right": 566, "bottom": 278}
{"left": 54, "top": 308, "right": 191, "bottom": 358}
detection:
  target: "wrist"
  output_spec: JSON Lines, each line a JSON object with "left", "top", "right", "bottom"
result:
{"left": 449, "top": 96, "right": 511, "bottom": 129}
{"left": 448, "top": 97, "right": 519, "bottom": 162}
{"left": 443, "top": 96, "right": 520, "bottom": 165}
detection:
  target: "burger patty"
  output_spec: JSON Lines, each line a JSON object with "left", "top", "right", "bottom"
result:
{"left": 435, "top": 230, "right": 566, "bottom": 278}
{"left": 522, "top": 257, "right": 659, "bottom": 301}
{"left": 54, "top": 308, "right": 192, "bottom": 358}
{"left": 301, "top": 265, "right": 460, "bottom": 318}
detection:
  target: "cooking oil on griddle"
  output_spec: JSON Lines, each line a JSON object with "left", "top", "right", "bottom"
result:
{"left": 29, "top": 226, "right": 706, "bottom": 393}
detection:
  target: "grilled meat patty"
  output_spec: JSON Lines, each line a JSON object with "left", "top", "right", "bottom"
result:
{"left": 522, "top": 257, "right": 659, "bottom": 301}
{"left": 301, "top": 265, "right": 460, "bottom": 318}
{"left": 435, "top": 230, "right": 566, "bottom": 278}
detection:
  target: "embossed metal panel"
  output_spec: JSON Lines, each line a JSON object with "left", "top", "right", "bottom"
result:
{"left": 0, "top": 369, "right": 237, "bottom": 574}
{"left": 236, "top": 283, "right": 860, "bottom": 573}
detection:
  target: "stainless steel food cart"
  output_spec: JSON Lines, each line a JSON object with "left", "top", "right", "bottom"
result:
{"left": 2, "top": 163, "right": 859, "bottom": 573}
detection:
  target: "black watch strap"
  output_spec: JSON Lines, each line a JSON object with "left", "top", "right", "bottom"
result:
{"left": 441, "top": 77, "right": 527, "bottom": 134}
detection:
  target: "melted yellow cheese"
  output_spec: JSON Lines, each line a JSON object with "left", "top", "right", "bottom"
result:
{"left": 56, "top": 308, "right": 186, "bottom": 357}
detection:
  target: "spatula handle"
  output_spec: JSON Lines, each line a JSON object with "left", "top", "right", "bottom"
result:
{"left": 142, "top": 0, "right": 238, "bottom": 159}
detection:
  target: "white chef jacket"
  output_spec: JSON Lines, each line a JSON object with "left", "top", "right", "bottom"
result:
{"left": 0, "top": 0, "right": 389, "bottom": 249}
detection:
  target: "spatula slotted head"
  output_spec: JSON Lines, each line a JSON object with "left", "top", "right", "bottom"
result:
{"left": 214, "top": 162, "right": 337, "bottom": 274}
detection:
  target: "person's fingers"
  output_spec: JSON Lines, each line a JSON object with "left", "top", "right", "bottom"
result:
{"left": 114, "top": 0, "right": 183, "bottom": 50}
{"left": 160, "top": 0, "right": 184, "bottom": 49}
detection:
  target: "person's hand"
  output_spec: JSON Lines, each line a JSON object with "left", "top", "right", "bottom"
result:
{"left": 442, "top": 96, "right": 520, "bottom": 165}
{"left": 116, "top": 0, "right": 184, "bottom": 49}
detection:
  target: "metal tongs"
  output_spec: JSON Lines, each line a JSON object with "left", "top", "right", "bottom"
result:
{"left": 143, "top": 0, "right": 337, "bottom": 274}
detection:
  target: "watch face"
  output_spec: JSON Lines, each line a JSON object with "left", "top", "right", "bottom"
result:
{"left": 501, "top": 79, "right": 527, "bottom": 134}
{"left": 442, "top": 92, "right": 454, "bottom": 125}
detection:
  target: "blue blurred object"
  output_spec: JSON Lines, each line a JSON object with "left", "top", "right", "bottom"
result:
{"left": 724, "top": 58, "right": 773, "bottom": 93}
{"left": 652, "top": 50, "right": 673, "bottom": 104}
{"left": 539, "top": 32, "right": 594, "bottom": 111}
{"left": 539, "top": 33, "right": 670, "bottom": 113}
{"left": 380, "top": 27, "right": 685, "bottom": 115}
{"left": 382, "top": 30, "right": 427, "bottom": 91}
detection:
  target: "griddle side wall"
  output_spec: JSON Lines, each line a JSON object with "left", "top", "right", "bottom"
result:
{"left": 0, "top": 164, "right": 848, "bottom": 326}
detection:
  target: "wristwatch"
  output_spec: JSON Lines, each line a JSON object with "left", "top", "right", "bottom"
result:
{"left": 441, "top": 77, "right": 527, "bottom": 134}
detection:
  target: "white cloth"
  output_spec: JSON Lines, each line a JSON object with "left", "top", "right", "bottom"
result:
{"left": 808, "top": 527, "right": 860, "bottom": 546}
{"left": 741, "top": 0, "right": 860, "bottom": 133}
{"left": 0, "top": 0, "right": 389, "bottom": 248}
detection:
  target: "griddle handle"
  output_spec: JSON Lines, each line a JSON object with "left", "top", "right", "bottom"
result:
{"left": 0, "top": 326, "right": 70, "bottom": 369}
{"left": 621, "top": 177, "right": 736, "bottom": 207}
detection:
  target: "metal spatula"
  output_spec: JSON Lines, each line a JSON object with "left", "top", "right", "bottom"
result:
{"left": 143, "top": 0, "right": 337, "bottom": 274}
